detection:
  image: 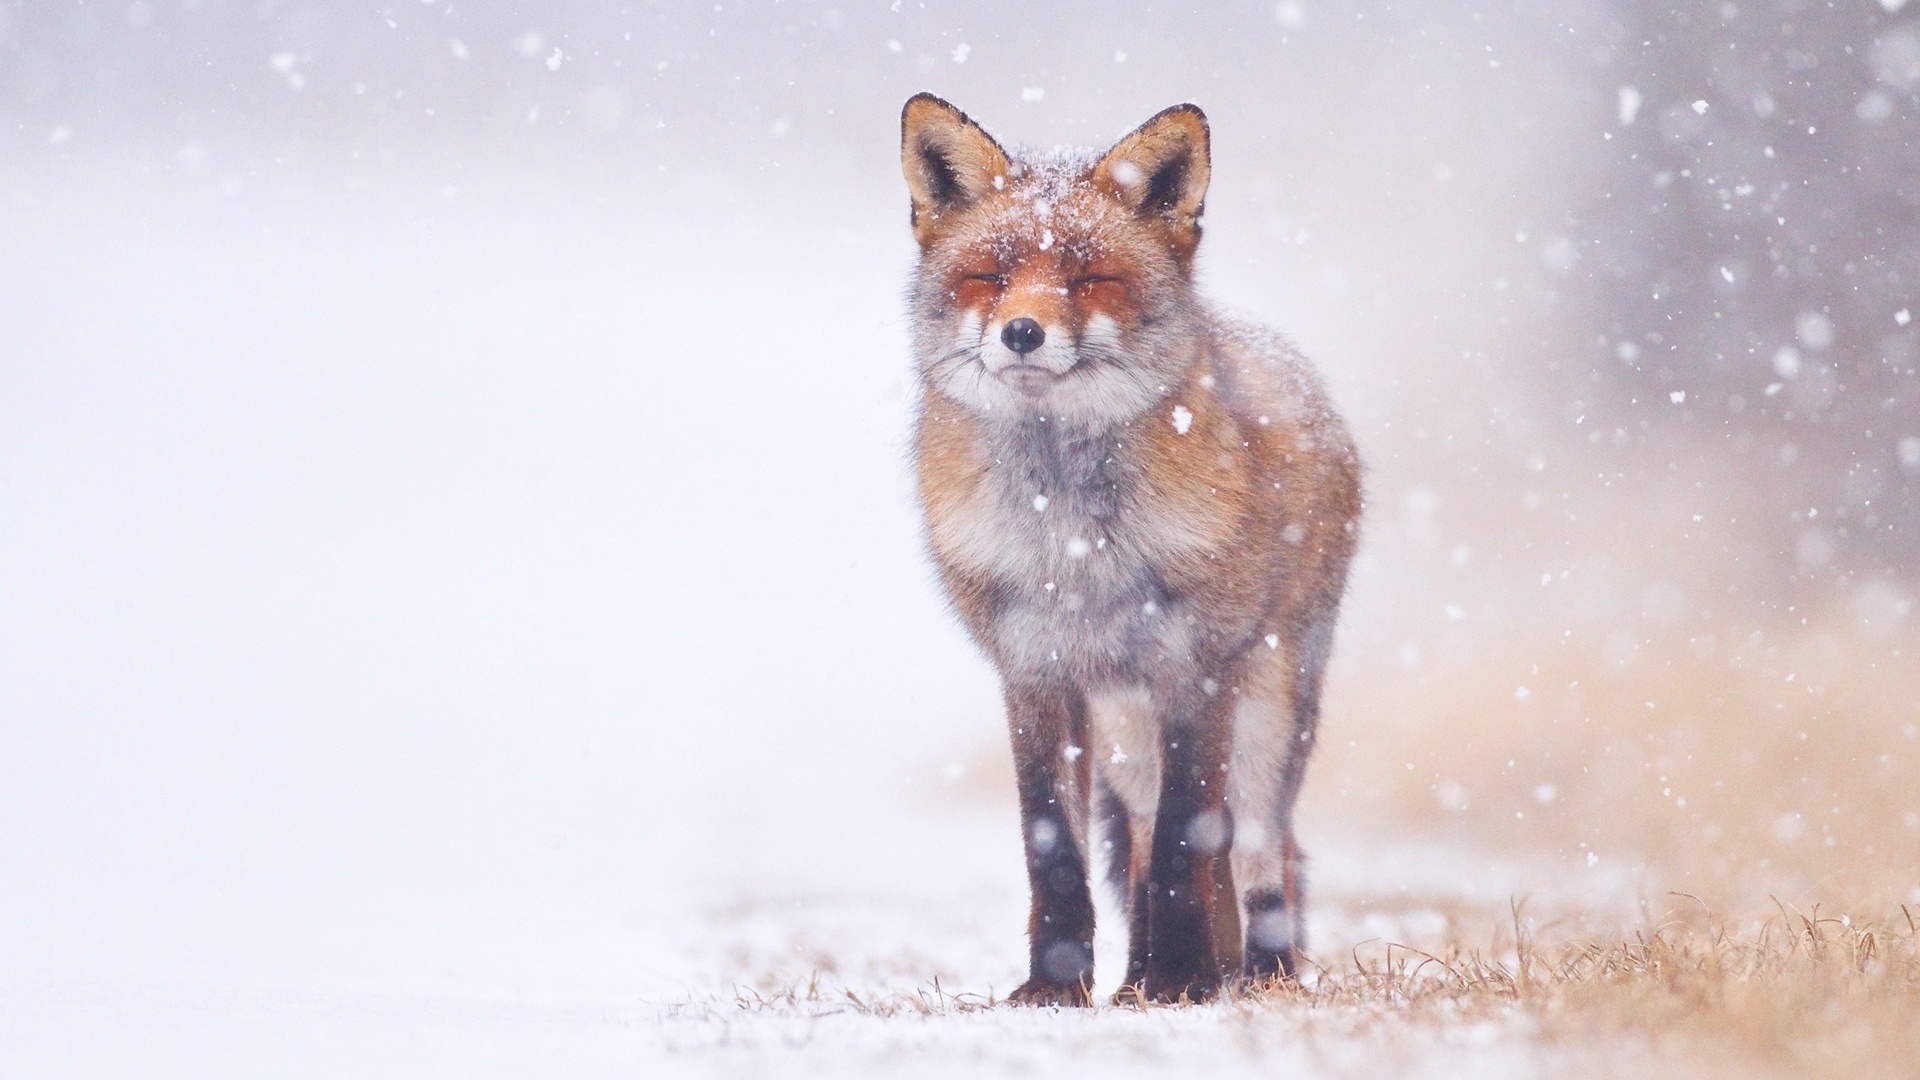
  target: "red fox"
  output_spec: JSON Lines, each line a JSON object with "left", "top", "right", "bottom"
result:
{"left": 901, "top": 94, "right": 1363, "bottom": 1005}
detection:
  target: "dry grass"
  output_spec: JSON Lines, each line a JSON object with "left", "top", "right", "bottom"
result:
{"left": 708, "top": 906, "right": 1920, "bottom": 1078}
{"left": 1274, "top": 904, "right": 1920, "bottom": 1078}
{"left": 1313, "top": 614, "right": 1920, "bottom": 911}
{"left": 1277, "top": 604, "right": 1920, "bottom": 1074}
{"left": 721, "top": 973, "right": 999, "bottom": 1018}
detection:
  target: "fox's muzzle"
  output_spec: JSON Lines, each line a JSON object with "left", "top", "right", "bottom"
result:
{"left": 1001, "top": 317, "right": 1046, "bottom": 355}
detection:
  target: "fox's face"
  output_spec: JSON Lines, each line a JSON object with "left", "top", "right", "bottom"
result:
{"left": 902, "top": 95, "right": 1213, "bottom": 427}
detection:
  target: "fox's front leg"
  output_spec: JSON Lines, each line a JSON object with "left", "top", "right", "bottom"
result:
{"left": 1142, "top": 685, "right": 1239, "bottom": 1003}
{"left": 1004, "top": 682, "right": 1095, "bottom": 1007}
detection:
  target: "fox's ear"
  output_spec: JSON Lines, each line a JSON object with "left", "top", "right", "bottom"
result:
{"left": 901, "top": 93, "right": 1011, "bottom": 245}
{"left": 1094, "top": 104, "right": 1210, "bottom": 254}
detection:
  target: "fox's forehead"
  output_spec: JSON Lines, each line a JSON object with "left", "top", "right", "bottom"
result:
{"left": 937, "top": 148, "right": 1136, "bottom": 267}
{"left": 1000, "top": 146, "right": 1101, "bottom": 200}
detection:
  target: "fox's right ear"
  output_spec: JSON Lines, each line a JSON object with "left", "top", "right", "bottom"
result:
{"left": 1094, "top": 104, "right": 1210, "bottom": 266}
{"left": 901, "top": 93, "right": 1010, "bottom": 246}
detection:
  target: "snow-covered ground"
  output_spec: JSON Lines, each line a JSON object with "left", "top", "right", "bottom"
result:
{"left": 0, "top": 149, "right": 1618, "bottom": 1076}
{"left": 1, "top": 792, "right": 1610, "bottom": 1078}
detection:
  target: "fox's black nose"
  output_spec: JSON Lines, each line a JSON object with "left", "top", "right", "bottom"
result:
{"left": 1001, "top": 317, "right": 1046, "bottom": 355}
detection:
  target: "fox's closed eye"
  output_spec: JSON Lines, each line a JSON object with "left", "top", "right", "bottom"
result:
{"left": 1070, "top": 275, "right": 1122, "bottom": 289}
{"left": 969, "top": 273, "right": 1010, "bottom": 286}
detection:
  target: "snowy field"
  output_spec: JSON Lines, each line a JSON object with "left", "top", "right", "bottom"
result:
{"left": 8, "top": 4, "right": 1920, "bottom": 1076}
{"left": 0, "top": 150, "right": 1616, "bottom": 1078}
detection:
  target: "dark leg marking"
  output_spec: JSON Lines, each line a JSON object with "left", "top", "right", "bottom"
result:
{"left": 1244, "top": 880, "right": 1302, "bottom": 981}
{"left": 1142, "top": 697, "right": 1236, "bottom": 1004}
{"left": 1095, "top": 778, "right": 1153, "bottom": 1004}
{"left": 1005, "top": 684, "right": 1095, "bottom": 1007}
{"left": 1116, "top": 815, "right": 1153, "bottom": 1000}
{"left": 1095, "top": 777, "right": 1132, "bottom": 911}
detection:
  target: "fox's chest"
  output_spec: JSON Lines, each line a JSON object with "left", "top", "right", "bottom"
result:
{"left": 947, "top": 475, "right": 1142, "bottom": 599}
{"left": 923, "top": 441, "right": 1205, "bottom": 682}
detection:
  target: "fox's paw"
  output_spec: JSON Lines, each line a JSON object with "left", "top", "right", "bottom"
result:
{"left": 1244, "top": 943, "right": 1300, "bottom": 984}
{"left": 1140, "top": 966, "right": 1224, "bottom": 1005}
{"left": 1006, "top": 977, "right": 1092, "bottom": 1008}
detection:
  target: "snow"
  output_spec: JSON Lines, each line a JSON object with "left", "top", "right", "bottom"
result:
{"left": 0, "top": 797, "right": 1623, "bottom": 1078}
{"left": 269, "top": 52, "right": 305, "bottom": 91}
{"left": 1794, "top": 311, "right": 1835, "bottom": 351}
{"left": 8, "top": 4, "right": 1919, "bottom": 1075}
{"left": 1616, "top": 86, "right": 1642, "bottom": 126}
{"left": 1900, "top": 437, "right": 1920, "bottom": 469}
{"left": 1873, "top": 24, "right": 1920, "bottom": 90}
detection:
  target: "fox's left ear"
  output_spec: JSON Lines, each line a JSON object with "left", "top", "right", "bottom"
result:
{"left": 901, "top": 94, "right": 1011, "bottom": 247}
{"left": 1094, "top": 104, "right": 1211, "bottom": 256}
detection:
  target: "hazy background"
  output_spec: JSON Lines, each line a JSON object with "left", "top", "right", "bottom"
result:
{"left": 4, "top": 1, "right": 1919, "bottom": 1073}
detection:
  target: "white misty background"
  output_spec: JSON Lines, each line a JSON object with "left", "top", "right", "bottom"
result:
{"left": 2, "top": 2, "right": 1917, "bottom": 1074}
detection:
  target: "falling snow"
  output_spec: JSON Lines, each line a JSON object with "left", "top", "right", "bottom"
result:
{"left": 10, "top": 5, "right": 1920, "bottom": 1075}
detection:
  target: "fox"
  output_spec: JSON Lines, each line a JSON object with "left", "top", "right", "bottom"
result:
{"left": 900, "top": 94, "right": 1363, "bottom": 1005}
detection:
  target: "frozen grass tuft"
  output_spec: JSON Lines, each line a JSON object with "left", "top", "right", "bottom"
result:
{"left": 686, "top": 906, "right": 1920, "bottom": 1078}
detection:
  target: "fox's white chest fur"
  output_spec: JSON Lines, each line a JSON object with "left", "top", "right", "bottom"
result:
{"left": 926, "top": 420, "right": 1207, "bottom": 687}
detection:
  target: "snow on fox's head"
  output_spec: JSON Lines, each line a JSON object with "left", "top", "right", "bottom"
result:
{"left": 901, "top": 94, "right": 1213, "bottom": 427}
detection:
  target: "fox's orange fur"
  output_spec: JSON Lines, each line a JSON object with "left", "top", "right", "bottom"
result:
{"left": 902, "top": 94, "right": 1362, "bottom": 1005}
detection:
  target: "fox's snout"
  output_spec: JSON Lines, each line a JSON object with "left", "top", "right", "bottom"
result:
{"left": 1001, "top": 317, "right": 1045, "bottom": 355}
{"left": 975, "top": 313, "right": 1077, "bottom": 389}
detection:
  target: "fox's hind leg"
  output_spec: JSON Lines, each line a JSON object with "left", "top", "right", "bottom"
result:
{"left": 1094, "top": 777, "right": 1152, "bottom": 994}
{"left": 1096, "top": 777, "right": 1132, "bottom": 913}
{"left": 1088, "top": 687, "right": 1161, "bottom": 1001}
{"left": 1241, "top": 827, "right": 1307, "bottom": 982}
{"left": 1227, "top": 695, "right": 1302, "bottom": 981}
{"left": 1231, "top": 613, "right": 1336, "bottom": 983}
